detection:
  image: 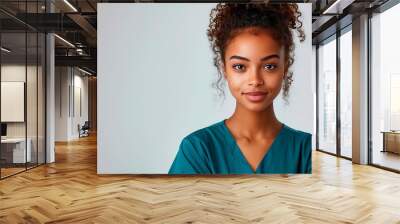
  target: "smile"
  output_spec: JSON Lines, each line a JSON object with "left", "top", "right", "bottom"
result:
{"left": 243, "top": 91, "right": 267, "bottom": 102}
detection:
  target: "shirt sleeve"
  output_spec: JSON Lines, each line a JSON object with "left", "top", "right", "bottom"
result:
{"left": 299, "top": 133, "right": 312, "bottom": 174}
{"left": 168, "top": 137, "right": 211, "bottom": 174}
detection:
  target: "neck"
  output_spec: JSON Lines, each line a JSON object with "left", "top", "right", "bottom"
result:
{"left": 227, "top": 102, "right": 281, "bottom": 140}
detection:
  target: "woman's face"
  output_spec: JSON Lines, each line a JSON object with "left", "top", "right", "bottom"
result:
{"left": 223, "top": 27, "right": 286, "bottom": 112}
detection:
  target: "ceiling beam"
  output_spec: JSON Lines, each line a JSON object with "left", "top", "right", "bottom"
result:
{"left": 55, "top": 55, "right": 96, "bottom": 71}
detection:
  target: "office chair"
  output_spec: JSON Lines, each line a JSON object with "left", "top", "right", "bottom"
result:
{"left": 79, "top": 121, "right": 90, "bottom": 138}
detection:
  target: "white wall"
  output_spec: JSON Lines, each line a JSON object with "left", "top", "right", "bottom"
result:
{"left": 98, "top": 3, "right": 313, "bottom": 174}
{"left": 55, "top": 67, "right": 89, "bottom": 141}
{"left": 1, "top": 82, "right": 25, "bottom": 122}
{"left": 1, "top": 66, "right": 26, "bottom": 126}
{"left": 55, "top": 67, "right": 69, "bottom": 141}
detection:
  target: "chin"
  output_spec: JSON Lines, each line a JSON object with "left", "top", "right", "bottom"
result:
{"left": 243, "top": 101, "right": 272, "bottom": 112}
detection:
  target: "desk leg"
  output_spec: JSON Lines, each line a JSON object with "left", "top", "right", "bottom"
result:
{"left": 382, "top": 133, "right": 386, "bottom": 153}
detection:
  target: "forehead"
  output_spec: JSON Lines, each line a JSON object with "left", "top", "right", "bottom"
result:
{"left": 225, "top": 27, "right": 283, "bottom": 58}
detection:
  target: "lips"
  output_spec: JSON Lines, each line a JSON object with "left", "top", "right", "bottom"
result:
{"left": 243, "top": 91, "right": 267, "bottom": 102}
{"left": 245, "top": 91, "right": 267, "bottom": 96}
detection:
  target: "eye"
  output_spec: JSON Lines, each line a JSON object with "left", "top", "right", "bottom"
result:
{"left": 264, "top": 64, "right": 277, "bottom": 71}
{"left": 232, "top": 64, "right": 245, "bottom": 71}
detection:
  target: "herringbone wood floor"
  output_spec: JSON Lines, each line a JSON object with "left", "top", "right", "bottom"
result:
{"left": 1, "top": 134, "right": 400, "bottom": 223}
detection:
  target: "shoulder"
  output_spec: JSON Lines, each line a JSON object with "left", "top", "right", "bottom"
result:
{"left": 284, "top": 125, "right": 312, "bottom": 152}
{"left": 174, "top": 121, "right": 224, "bottom": 167}
{"left": 170, "top": 122, "right": 224, "bottom": 174}
{"left": 282, "top": 125, "right": 312, "bottom": 173}
{"left": 182, "top": 120, "right": 225, "bottom": 146}
{"left": 282, "top": 124, "right": 311, "bottom": 145}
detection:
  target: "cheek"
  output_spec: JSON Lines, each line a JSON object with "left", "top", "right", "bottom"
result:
{"left": 266, "top": 75, "right": 284, "bottom": 91}
{"left": 266, "top": 67, "right": 285, "bottom": 89}
{"left": 226, "top": 74, "right": 244, "bottom": 92}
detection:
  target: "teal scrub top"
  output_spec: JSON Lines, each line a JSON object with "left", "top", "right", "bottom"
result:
{"left": 168, "top": 120, "right": 312, "bottom": 174}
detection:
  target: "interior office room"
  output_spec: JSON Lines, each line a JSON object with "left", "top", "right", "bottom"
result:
{"left": 0, "top": 0, "right": 97, "bottom": 180}
{"left": 0, "top": 0, "right": 399, "bottom": 223}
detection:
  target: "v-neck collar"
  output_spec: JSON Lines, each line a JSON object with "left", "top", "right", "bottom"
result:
{"left": 221, "top": 119, "right": 286, "bottom": 173}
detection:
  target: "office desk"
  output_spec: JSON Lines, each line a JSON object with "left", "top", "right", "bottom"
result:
{"left": 1, "top": 138, "right": 32, "bottom": 163}
{"left": 381, "top": 131, "right": 400, "bottom": 154}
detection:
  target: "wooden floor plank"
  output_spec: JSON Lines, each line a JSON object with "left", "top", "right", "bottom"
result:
{"left": 0, "top": 134, "right": 400, "bottom": 223}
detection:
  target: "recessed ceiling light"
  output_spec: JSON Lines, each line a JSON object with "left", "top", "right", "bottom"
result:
{"left": 63, "top": 0, "right": 78, "bottom": 12}
{"left": 322, "top": 0, "right": 354, "bottom": 15}
{"left": 54, "top": 34, "right": 75, "bottom": 48}
{"left": 78, "top": 67, "right": 93, "bottom": 76}
{"left": 1, "top": 47, "right": 11, "bottom": 53}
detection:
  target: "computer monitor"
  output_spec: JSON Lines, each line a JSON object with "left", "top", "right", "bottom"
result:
{"left": 1, "top": 123, "right": 7, "bottom": 137}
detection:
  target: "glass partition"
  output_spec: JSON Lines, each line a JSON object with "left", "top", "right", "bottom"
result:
{"left": 339, "top": 27, "right": 352, "bottom": 158}
{"left": 27, "top": 31, "right": 38, "bottom": 169}
{"left": 317, "top": 35, "right": 337, "bottom": 155}
{"left": 371, "top": 3, "right": 400, "bottom": 171}
{"left": 38, "top": 32, "right": 45, "bottom": 165}
{"left": 1, "top": 31, "right": 28, "bottom": 178}
{"left": 0, "top": 1, "right": 46, "bottom": 179}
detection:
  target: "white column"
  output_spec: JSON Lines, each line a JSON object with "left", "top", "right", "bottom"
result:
{"left": 46, "top": 33, "right": 55, "bottom": 163}
{"left": 352, "top": 14, "right": 369, "bottom": 164}
{"left": 45, "top": 1, "right": 56, "bottom": 163}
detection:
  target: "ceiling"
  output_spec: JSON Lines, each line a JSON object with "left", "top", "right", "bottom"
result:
{"left": 0, "top": 0, "right": 395, "bottom": 75}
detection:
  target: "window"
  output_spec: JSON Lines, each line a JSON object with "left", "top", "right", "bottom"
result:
{"left": 339, "top": 27, "right": 352, "bottom": 158}
{"left": 318, "top": 36, "right": 337, "bottom": 154}
{"left": 370, "top": 2, "right": 400, "bottom": 171}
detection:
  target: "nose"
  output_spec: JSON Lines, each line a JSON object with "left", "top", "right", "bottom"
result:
{"left": 248, "top": 68, "right": 264, "bottom": 86}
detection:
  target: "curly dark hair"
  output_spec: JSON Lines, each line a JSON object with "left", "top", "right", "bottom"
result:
{"left": 207, "top": 2, "right": 305, "bottom": 102}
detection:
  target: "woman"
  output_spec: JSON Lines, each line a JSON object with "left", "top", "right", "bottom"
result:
{"left": 169, "top": 2, "right": 311, "bottom": 174}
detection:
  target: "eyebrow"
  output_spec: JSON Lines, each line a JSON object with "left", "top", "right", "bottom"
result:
{"left": 229, "top": 55, "right": 280, "bottom": 61}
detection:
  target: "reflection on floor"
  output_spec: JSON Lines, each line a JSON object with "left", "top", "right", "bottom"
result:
{"left": 0, "top": 167, "right": 25, "bottom": 178}
{"left": 0, "top": 135, "right": 400, "bottom": 223}
{"left": 373, "top": 150, "right": 400, "bottom": 171}
{"left": 0, "top": 162, "right": 42, "bottom": 178}
{"left": 340, "top": 147, "right": 352, "bottom": 158}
